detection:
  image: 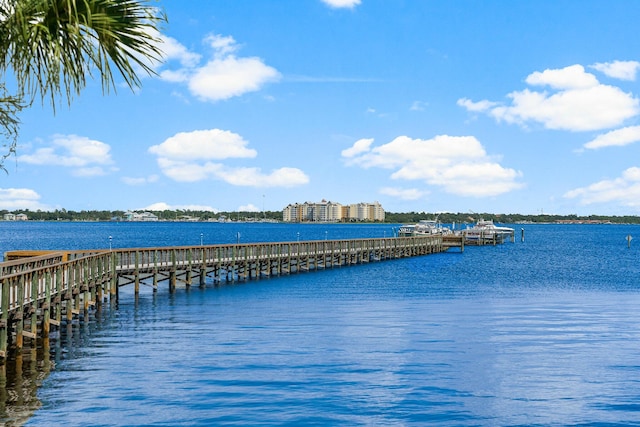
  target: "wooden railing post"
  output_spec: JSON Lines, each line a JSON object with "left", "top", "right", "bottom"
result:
{"left": 169, "top": 250, "right": 176, "bottom": 293}
{"left": 200, "top": 248, "right": 206, "bottom": 288}
{"left": 186, "top": 249, "right": 192, "bottom": 287}
{"left": 153, "top": 250, "right": 158, "bottom": 292}
{"left": 134, "top": 251, "right": 140, "bottom": 295}
{"left": 110, "top": 251, "right": 118, "bottom": 299}
{"left": 0, "top": 278, "right": 9, "bottom": 358}
{"left": 42, "top": 270, "right": 52, "bottom": 338}
{"left": 15, "top": 276, "right": 24, "bottom": 349}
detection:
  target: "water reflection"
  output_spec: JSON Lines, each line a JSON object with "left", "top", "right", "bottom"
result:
{"left": 0, "top": 299, "right": 116, "bottom": 426}
{"left": 0, "top": 346, "right": 52, "bottom": 426}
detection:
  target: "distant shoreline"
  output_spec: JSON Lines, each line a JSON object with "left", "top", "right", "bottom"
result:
{"left": 2, "top": 212, "right": 640, "bottom": 225}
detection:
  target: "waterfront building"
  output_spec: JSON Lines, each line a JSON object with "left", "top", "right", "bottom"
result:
{"left": 283, "top": 200, "right": 384, "bottom": 222}
{"left": 124, "top": 211, "right": 159, "bottom": 221}
{"left": 3, "top": 213, "right": 28, "bottom": 221}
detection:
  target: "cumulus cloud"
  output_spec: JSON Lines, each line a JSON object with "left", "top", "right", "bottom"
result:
{"left": 591, "top": 60, "right": 640, "bottom": 81}
{"left": 341, "top": 138, "right": 373, "bottom": 158}
{"left": 18, "top": 134, "right": 115, "bottom": 176}
{"left": 158, "top": 33, "right": 202, "bottom": 68}
{"left": 321, "top": 0, "right": 361, "bottom": 8}
{"left": 0, "top": 188, "right": 50, "bottom": 210}
{"left": 526, "top": 64, "right": 599, "bottom": 89}
{"left": 149, "top": 129, "right": 309, "bottom": 187}
{"left": 149, "top": 129, "right": 257, "bottom": 160}
{"left": 459, "top": 64, "right": 640, "bottom": 132}
{"left": 583, "top": 126, "right": 640, "bottom": 150}
{"left": 342, "top": 135, "right": 523, "bottom": 197}
{"left": 564, "top": 167, "right": 640, "bottom": 208}
{"left": 157, "top": 33, "right": 280, "bottom": 102}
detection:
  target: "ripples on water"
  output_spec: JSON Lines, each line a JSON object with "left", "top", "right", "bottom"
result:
{"left": 0, "top": 223, "right": 639, "bottom": 425}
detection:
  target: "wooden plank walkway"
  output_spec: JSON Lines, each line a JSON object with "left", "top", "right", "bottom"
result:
{"left": 0, "top": 235, "right": 463, "bottom": 360}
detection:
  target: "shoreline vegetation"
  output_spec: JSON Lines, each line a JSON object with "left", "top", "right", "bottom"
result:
{"left": 1, "top": 209, "right": 639, "bottom": 225}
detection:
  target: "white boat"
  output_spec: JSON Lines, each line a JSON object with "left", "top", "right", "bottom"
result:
{"left": 463, "top": 220, "right": 514, "bottom": 243}
{"left": 398, "top": 220, "right": 452, "bottom": 237}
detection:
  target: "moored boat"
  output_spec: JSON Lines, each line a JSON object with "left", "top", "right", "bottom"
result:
{"left": 398, "top": 220, "right": 452, "bottom": 237}
{"left": 463, "top": 219, "right": 514, "bottom": 243}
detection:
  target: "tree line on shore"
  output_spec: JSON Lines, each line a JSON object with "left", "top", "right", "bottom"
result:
{"left": 3, "top": 209, "right": 640, "bottom": 224}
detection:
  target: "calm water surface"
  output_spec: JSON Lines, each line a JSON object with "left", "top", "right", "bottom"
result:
{"left": 0, "top": 222, "right": 639, "bottom": 426}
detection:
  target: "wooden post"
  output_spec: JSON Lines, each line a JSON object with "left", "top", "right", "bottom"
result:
{"left": 29, "top": 272, "right": 38, "bottom": 340}
{"left": 110, "top": 251, "right": 117, "bottom": 298}
{"left": 169, "top": 250, "right": 176, "bottom": 293}
{"left": 200, "top": 248, "right": 206, "bottom": 288}
{"left": 134, "top": 251, "right": 140, "bottom": 296}
{"left": 0, "top": 278, "right": 10, "bottom": 358}
{"left": 83, "top": 260, "right": 90, "bottom": 317}
{"left": 15, "top": 276, "right": 24, "bottom": 350}
{"left": 186, "top": 249, "right": 192, "bottom": 287}
{"left": 153, "top": 250, "right": 158, "bottom": 292}
{"left": 96, "top": 256, "right": 104, "bottom": 303}
{"left": 55, "top": 268, "right": 62, "bottom": 325}
{"left": 67, "top": 266, "right": 75, "bottom": 323}
{"left": 42, "top": 271, "right": 52, "bottom": 339}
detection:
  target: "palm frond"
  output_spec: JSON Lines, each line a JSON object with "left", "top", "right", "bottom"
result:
{"left": 0, "top": 0, "right": 166, "bottom": 108}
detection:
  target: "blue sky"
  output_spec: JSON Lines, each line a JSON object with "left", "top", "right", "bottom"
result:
{"left": 5, "top": 0, "right": 640, "bottom": 215}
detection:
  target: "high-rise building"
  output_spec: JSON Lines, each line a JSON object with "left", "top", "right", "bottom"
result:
{"left": 283, "top": 200, "right": 384, "bottom": 222}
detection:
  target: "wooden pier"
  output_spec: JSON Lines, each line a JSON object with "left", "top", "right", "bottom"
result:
{"left": 0, "top": 235, "right": 463, "bottom": 360}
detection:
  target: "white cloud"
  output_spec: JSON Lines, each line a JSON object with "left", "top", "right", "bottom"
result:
{"left": 149, "top": 129, "right": 257, "bottom": 161}
{"left": 591, "top": 60, "right": 640, "bottom": 81}
{"left": 564, "top": 167, "right": 640, "bottom": 208}
{"left": 584, "top": 126, "right": 640, "bottom": 149}
{"left": 156, "top": 33, "right": 280, "bottom": 102}
{"left": 457, "top": 98, "right": 498, "bottom": 112}
{"left": 204, "top": 34, "right": 237, "bottom": 58}
{"left": 459, "top": 64, "right": 640, "bottom": 131}
{"left": 158, "top": 33, "right": 202, "bottom": 68}
{"left": 379, "top": 187, "right": 427, "bottom": 200}
{"left": 238, "top": 203, "right": 260, "bottom": 212}
{"left": 18, "top": 134, "right": 114, "bottom": 176}
{"left": 144, "top": 202, "right": 219, "bottom": 212}
{"left": 321, "top": 0, "right": 361, "bottom": 8}
{"left": 526, "top": 64, "right": 599, "bottom": 89}
{"left": 341, "top": 138, "right": 373, "bottom": 158}
{"left": 410, "top": 101, "right": 428, "bottom": 111}
{"left": 188, "top": 56, "right": 280, "bottom": 102}
{"left": 0, "top": 188, "right": 50, "bottom": 210}
{"left": 149, "top": 129, "right": 309, "bottom": 187}
{"left": 218, "top": 166, "right": 309, "bottom": 187}
{"left": 343, "top": 135, "right": 523, "bottom": 197}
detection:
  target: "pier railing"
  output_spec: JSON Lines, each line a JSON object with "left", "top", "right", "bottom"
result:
{"left": 0, "top": 235, "right": 462, "bottom": 359}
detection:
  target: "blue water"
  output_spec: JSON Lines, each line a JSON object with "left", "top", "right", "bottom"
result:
{"left": 2, "top": 222, "right": 640, "bottom": 426}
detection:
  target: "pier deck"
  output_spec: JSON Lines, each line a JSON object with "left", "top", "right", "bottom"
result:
{"left": 0, "top": 235, "right": 463, "bottom": 360}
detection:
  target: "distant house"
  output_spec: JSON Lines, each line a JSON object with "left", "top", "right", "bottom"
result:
{"left": 3, "top": 213, "right": 28, "bottom": 221}
{"left": 124, "top": 211, "right": 159, "bottom": 222}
